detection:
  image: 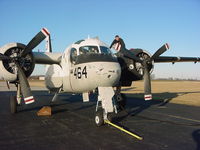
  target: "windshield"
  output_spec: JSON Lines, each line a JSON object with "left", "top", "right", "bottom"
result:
{"left": 100, "top": 46, "right": 112, "bottom": 54}
{"left": 79, "top": 46, "right": 99, "bottom": 55}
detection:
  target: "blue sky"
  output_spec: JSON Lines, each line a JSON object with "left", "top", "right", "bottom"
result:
{"left": 0, "top": 0, "right": 200, "bottom": 79}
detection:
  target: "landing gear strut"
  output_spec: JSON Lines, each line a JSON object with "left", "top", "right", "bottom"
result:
{"left": 10, "top": 96, "right": 17, "bottom": 114}
{"left": 10, "top": 83, "right": 22, "bottom": 114}
{"left": 94, "top": 86, "right": 127, "bottom": 126}
{"left": 94, "top": 86, "right": 121, "bottom": 126}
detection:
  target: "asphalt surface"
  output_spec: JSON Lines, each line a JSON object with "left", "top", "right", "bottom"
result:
{"left": 0, "top": 85, "right": 200, "bottom": 150}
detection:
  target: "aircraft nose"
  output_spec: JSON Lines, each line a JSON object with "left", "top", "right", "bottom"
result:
{"left": 75, "top": 53, "right": 121, "bottom": 87}
{"left": 94, "top": 62, "right": 121, "bottom": 87}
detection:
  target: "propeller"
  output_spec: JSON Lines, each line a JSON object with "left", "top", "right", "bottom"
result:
{"left": 0, "top": 53, "right": 11, "bottom": 60}
{"left": 143, "top": 60, "right": 152, "bottom": 100}
{"left": 47, "top": 34, "right": 52, "bottom": 52}
{"left": 15, "top": 62, "right": 35, "bottom": 104}
{"left": 143, "top": 43, "right": 169, "bottom": 100}
{"left": 151, "top": 43, "right": 169, "bottom": 60}
{"left": 0, "top": 28, "right": 50, "bottom": 104}
{"left": 21, "top": 28, "right": 50, "bottom": 57}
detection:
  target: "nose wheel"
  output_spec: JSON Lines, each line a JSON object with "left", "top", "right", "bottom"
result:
{"left": 95, "top": 110, "right": 114, "bottom": 126}
{"left": 95, "top": 111, "right": 104, "bottom": 126}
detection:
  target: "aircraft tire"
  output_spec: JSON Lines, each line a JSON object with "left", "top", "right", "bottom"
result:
{"left": 95, "top": 111, "right": 104, "bottom": 127}
{"left": 10, "top": 96, "right": 17, "bottom": 114}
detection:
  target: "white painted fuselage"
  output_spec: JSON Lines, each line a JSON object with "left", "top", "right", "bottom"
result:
{"left": 44, "top": 38, "right": 121, "bottom": 93}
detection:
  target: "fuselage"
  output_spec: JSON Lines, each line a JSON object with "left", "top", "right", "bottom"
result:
{"left": 45, "top": 37, "right": 121, "bottom": 93}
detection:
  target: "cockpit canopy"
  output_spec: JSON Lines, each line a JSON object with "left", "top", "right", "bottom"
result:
{"left": 70, "top": 45, "right": 112, "bottom": 64}
{"left": 70, "top": 38, "right": 112, "bottom": 64}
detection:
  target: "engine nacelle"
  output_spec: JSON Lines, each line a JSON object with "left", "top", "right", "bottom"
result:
{"left": 45, "top": 64, "right": 63, "bottom": 91}
{"left": 0, "top": 43, "right": 35, "bottom": 82}
{"left": 117, "top": 49, "right": 154, "bottom": 86}
{"left": 130, "top": 48, "right": 154, "bottom": 76}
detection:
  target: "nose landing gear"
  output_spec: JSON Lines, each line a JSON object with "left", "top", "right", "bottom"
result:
{"left": 94, "top": 86, "right": 127, "bottom": 126}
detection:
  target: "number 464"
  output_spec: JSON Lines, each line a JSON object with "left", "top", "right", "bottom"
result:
{"left": 74, "top": 66, "right": 87, "bottom": 79}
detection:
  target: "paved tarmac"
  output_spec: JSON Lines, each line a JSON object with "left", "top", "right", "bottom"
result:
{"left": 0, "top": 84, "right": 200, "bottom": 150}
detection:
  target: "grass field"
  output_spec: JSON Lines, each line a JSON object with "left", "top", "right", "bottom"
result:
{"left": 1, "top": 80, "right": 200, "bottom": 107}
{"left": 122, "top": 80, "right": 200, "bottom": 107}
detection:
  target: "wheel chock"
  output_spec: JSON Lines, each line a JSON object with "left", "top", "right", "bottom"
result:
{"left": 104, "top": 120, "right": 143, "bottom": 140}
{"left": 37, "top": 106, "right": 52, "bottom": 116}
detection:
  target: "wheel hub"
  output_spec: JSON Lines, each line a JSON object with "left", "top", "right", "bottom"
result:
{"left": 95, "top": 116, "right": 100, "bottom": 124}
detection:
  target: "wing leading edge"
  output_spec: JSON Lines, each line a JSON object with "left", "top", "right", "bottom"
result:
{"left": 154, "top": 56, "right": 200, "bottom": 63}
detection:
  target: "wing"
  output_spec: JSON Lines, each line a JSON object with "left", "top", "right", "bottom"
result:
{"left": 33, "top": 52, "right": 62, "bottom": 64}
{"left": 154, "top": 56, "right": 200, "bottom": 63}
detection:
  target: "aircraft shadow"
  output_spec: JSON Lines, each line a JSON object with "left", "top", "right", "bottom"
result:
{"left": 193, "top": 129, "right": 200, "bottom": 150}
{"left": 113, "top": 91, "right": 200, "bottom": 122}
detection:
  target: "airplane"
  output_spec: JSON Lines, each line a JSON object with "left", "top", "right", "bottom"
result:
{"left": 0, "top": 28, "right": 199, "bottom": 126}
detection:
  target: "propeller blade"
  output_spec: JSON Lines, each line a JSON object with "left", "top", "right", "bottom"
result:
{"left": 48, "top": 35, "right": 52, "bottom": 52}
{"left": 151, "top": 43, "right": 169, "bottom": 60}
{"left": 121, "top": 48, "right": 143, "bottom": 63}
{"left": 143, "top": 43, "right": 169, "bottom": 100}
{"left": 143, "top": 62, "right": 152, "bottom": 100}
{"left": 16, "top": 63, "right": 35, "bottom": 104}
{"left": 21, "top": 28, "right": 50, "bottom": 57}
{"left": 0, "top": 53, "right": 11, "bottom": 60}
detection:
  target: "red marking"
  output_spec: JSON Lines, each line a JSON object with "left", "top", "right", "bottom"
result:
{"left": 145, "top": 97, "right": 151, "bottom": 99}
{"left": 25, "top": 98, "right": 34, "bottom": 103}
{"left": 165, "top": 43, "right": 169, "bottom": 49}
{"left": 145, "top": 96, "right": 152, "bottom": 99}
{"left": 145, "top": 95, "right": 152, "bottom": 100}
{"left": 42, "top": 28, "right": 50, "bottom": 36}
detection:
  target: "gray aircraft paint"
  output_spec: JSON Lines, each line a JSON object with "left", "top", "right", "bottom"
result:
{"left": 68, "top": 62, "right": 121, "bottom": 93}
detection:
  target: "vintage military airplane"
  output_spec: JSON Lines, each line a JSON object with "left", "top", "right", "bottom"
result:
{"left": 0, "top": 28, "right": 199, "bottom": 126}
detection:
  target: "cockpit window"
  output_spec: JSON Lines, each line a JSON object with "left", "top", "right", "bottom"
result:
{"left": 100, "top": 46, "right": 112, "bottom": 54}
{"left": 79, "top": 46, "right": 99, "bottom": 55}
{"left": 70, "top": 48, "right": 77, "bottom": 64}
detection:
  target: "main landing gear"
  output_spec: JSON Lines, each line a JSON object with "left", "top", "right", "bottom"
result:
{"left": 10, "top": 96, "right": 17, "bottom": 114}
{"left": 10, "top": 83, "right": 22, "bottom": 114}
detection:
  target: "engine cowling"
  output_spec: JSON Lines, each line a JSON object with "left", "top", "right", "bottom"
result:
{"left": 0, "top": 43, "right": 35, "bottom": 82}
{"left": 117, "top": 49, "right": 154, "bottom": 86}
{"left": 130, "top": 48, "right": 154, "bottom": 77}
